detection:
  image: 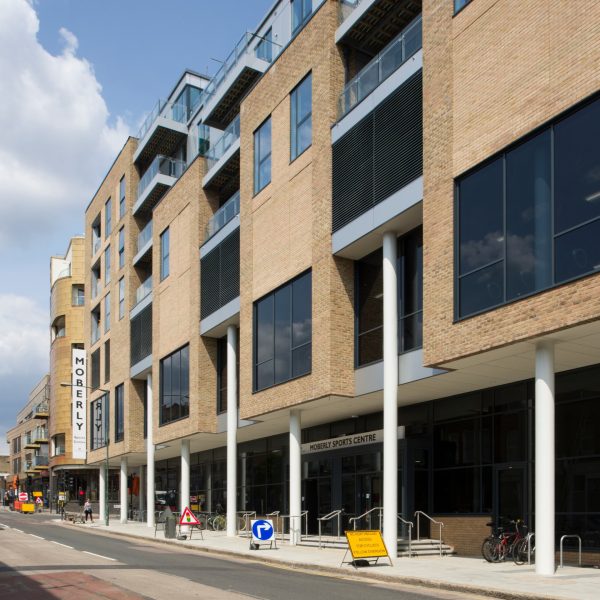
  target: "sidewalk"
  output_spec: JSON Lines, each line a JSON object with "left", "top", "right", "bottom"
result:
{"left": 63, "top": 519, "right": 599, "bottom": 600}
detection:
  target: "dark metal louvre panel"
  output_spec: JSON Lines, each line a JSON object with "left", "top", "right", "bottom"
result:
{"left": 130, "top": 304, "right": 152, "bottom": 365}
{"left": 219, "top": 229, "right": 240, "bottom": 307}
{"left": 332, "top": 116, "right": 374, "bottom": 232}
{"left": 373, "top": 70, "right": 423, "bottom": 205}
{"left": 91, "top": 349, "right": 100, "bottom": 390}
{"left": 201, "top": 248, "right": 221, "bottom": 320}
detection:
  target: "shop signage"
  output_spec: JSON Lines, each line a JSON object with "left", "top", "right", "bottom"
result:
{"left": 33, "top": 491, "right": 43, "bottom": 497}
{"left": 71, "top": 348, "right": 87, "bottom": 459}
{"left": 342, "top": 530, "right": 391, "bottom": 568}
{"left": 301, "top": 427, "right": 405, "bottom": 455}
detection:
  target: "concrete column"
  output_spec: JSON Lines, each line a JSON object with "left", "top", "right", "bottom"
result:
{"left": 139, "top": 465, "right": 145, "bottom": 520}
{"left": 226, "top": 325, "right": 238, "bottom": 537}
{"left": 146, "top": 374, "right": 155, "bottom": 528}
{"left": 181, "top": 439, "right": 190, "bottom": 517}
{"left": 383, "top": 231, "right": 398, "bottom": 559}
{"left": 535, "top": 341, "right": 555, "bottom": 576}
{"left": 289, "top": 409, "right": 302, "bottom": 545}
{"left": 99, "top": 466, "right": 106, "bottom": 525}
{"left": 120, "top": 457, "right": 128, "bottom": 524}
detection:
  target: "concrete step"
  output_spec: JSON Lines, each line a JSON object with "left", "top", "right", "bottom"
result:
{"left": 399, "top": 538, "right": 455, "bottom": 557}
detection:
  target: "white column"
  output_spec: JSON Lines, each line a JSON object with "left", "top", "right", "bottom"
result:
{"left": 180, "top": 439, "right": 191, "bottom": 521}
{"left": 289, "top": 409, "right": 302, "bottom": 545}
{"left": 120, "top": 457, "right": 128, "bottom": 524}
{"left": 535, "top": 341, "right": 555, "bottom": 576}
{"left": 383, "top": 231, "right": 398, "bottom": 560}
{"left": 226, "top": 325, "right": 238, "bottom": 537}
{"left": 99, "top": 466, "right": 106, "bottom": 525}
{"left": 139, "top": 465, "right": 145, "bottom": 519}
{"left": 146, "top": 374, "right": 155, "bottom": 528}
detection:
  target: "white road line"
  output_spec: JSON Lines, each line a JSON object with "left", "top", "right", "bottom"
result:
{"left": 51, "top": 541, "right": 73, "bottom": 549}
{"left": 82, "top": 551, "right": 116, "bottom": 561}
{"left": 12, "top": 528, "right": 23, "bottom": 533}
{"left": 29, "top": 534, "right": 44, "bottom": 540}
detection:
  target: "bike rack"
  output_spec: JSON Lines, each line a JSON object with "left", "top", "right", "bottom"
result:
{"left": 414, "top": 511, "right": 445, "bottom": 557}
{"left": 266, "top": 510, "right": 281, "bottom": 540}
{"left": 237, "top": 511, "right": 256, "bottom": 537}
{"left": 559, "top": 534, "right": 582, "bottom": 568}
{"left": 318, "top": 510, "right": 342, "bottom": 548}
{"left": 279, "top": 511, "right": 308, "bottom": 544}
{"left": 527, "top": 532, "right": 535, "bottom": 565}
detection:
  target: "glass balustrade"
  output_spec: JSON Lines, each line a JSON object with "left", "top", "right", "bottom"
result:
{"left": 201, "top": 115, "right": 240, "bottom": 169}
{"left": 137, "top": 220, "right": 153, "bottom": 253}
{"left": 137, "top": 155, "right": 186, "bottom": 200}
{"left": 135, "top": 276, "right": 153, "bottom": 306}
{"left": 205, "top": 191, "right": 240, "bottom": 240}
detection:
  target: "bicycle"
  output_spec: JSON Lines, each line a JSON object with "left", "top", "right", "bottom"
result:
{"left": 481, "top": 518, "right": 526, "bottom": 563}
{"left": 513, "top": 533, "right": 535, "bottom": 565}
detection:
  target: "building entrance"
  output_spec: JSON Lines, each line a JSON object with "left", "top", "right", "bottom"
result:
{"left": 495, "top": 465, "right": 527, "bottom": 522}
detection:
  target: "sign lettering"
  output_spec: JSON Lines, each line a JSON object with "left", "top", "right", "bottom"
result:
{"left": 301, "top": 427, "right": 404, "bottom": 455}
{"left": 71, "top": 348, "right": 87, "bottom": 459}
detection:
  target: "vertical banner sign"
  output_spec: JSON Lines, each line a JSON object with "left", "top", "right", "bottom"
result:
{"left": 71, "top": 348, "right": 87, "bottom": 459}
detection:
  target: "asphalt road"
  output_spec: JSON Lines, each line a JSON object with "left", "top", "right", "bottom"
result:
{"left": 0, "top": 510, "right": 484, "bottom": 600}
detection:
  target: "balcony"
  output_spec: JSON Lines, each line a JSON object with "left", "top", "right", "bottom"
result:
{"left": 25, "top": 462, "right": 36, "bottom": 474}
{"left": 133, "top": 219, "right": 153, "bottom": 266}
{"left": 33, "top": 455, "right": 49, "bottom": 469}
{"left": 337, "top": 0, "right": 421, "bottom": 55}
{"left": 92, "top": 236, "right": 101, "bottom": 256}
{"left": 134, "top": 155, "right": 185, "bottom": 216}
{"left": 201, "top": 115, "right": 240, "bottom": 188}
{"left": 133, "top": 98, "right": 189, "bottom": 168}
{"left": 33, "top": 428, "right": 48, "bottom": 443}
{"left": 23, "top": 434, "right": 39, "bottom": 449}
{"left": 205, "top": 191, "right": 240, "bottom": 241}
{"left": 338, "top": 15, "right": 421, "bottom": 120}
{"left": 202, "top": 32, "right": 276, "bottom": 129}
{"left": 134, "top": 276, "right": 153, "bottom": 308}
{"left": 34, "top": 403, "right": 49, "bottom": 418}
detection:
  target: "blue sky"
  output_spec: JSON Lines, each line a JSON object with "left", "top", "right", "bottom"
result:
{"left": 0, "top": 0, "right": 272, "bottom": 452}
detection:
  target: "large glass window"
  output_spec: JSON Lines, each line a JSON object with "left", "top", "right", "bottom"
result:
{"left": 104, "top": 245, "right": 111, "bottom": 284}
{"left": 217, "top": 334, "right": 239, "bottom": 414}
{"left": 160, "top": 227, "right": 170, "bottom": 280}
{"left": 104, "top": 339, "right": 110, "bottom": 383}
{"left": 254, "top": 271, "right": 311, "bottom": 392}
{"left": 118, "top": 227, "right": 125, "bottom": 269}
{"left": 256, "top": 28, "right": 273, "bottom": 62}
{"left": 291, "top": 73, "right": 312, "bottom": 160}
{"left": 90, "top": 395, "right": 107, "bottom": 449}
{"left": 292, "top": 0, "right": 312, "bottom": 33}
{"left": 115, "top": 384, "right": 124, "bottom": 442}
{"left": 104, "top": 292, "right": 111, "bottom": 333}
{"left": 456, "top": 95, "right": 600, "bottom": 319}
{"left": 118, "top": 277, "right": 125, "bottom": 319}
{"left": 160, "top": 345, "right": 189, "bottom": 425}
{"left": 254, "top": 117, "right": 271, "bottom": 194}
{"left": 119, "top": 176, "right": 126, "bottom": 218}
{"left": 105, "top": 197, "right": 112, "bottom": 237}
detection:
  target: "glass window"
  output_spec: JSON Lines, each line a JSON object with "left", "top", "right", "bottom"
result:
{"left": 104, "top": 292, "right": 110, "bottom": 333}
{"left": 292, "top": 0, "right": 312, "bottom": 33}
{"left": 254, "top": 271, "right": 311, "bottom": 392}
{"left": 105, "top": 197, "right": 112, "bottom": 237}
{"left": 160, "top": 227, "right": 170, "bottom": 280}
{"left": 91, "top": 305, "right": 101, "bottom": 344}
{"left": 254, "top": 117, "right": 272, "bottom": 194}
{"left": 160, "top": 345, "right": 189, "bottom": 425}
{"left": 115, "top": 384, "right": 124, "bottom": 442}
{"left": 91, "top": 348, "right": 100, "bottom": 390}
{"left": 72, "top": 285, "right": 84, "bottom": 306}
{"left": 291, "top": 73, "right": 312, "bottom": 160}
{"left": 118, "top": 278, "right": 125, "bottom": 319}
{"left": 119, "top": 176, "right": 126, "bottom": 218}
{"left": 454, "top": 0, "right": 472, "bottom": 13}
{"left": 104, "top": 339, "right": 110, "bottom": 383}
{"left": 118, "top": 227, "right": 125, "bottom": 269}
{"left": 90, "top": 394, "right": 107, "bottom": 449}
{"left": 256, "top": 28, "right": 273, "bottom": 62}
{"left": 104, "top": 245, "right": 111, "bottom": 284}
{"left": 356, "top": 250, "right": 383, "bottom": 366}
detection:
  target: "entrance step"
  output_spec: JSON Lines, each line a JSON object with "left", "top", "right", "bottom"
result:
{"left": 297, "top": 535, "right": 348, "bottom": 549}
{"left": 399, "top": 538, "right": 455, "bottom": 557}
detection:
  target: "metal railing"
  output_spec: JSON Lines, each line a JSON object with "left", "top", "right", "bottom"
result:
{"left": 559, "top": 534, "right": 582, "bottom": 568}
{"left": 135, "top": 276, "right": 153, "bottom": 306}
{"left": 205, "top": 191, "right": 240, "bottom": 240}
{"left": 33, "top": 455, "right": 49, "bottom": 467}
{"left": 414, "top": 511, "right": 445, "bottom": 557}
{"left": 137, "top": 155, "right": 186, "bottom": 200}
{"left": 349, "top": 506, "right": 382, "bottom": 530}
{"left": 136, "top": 97, "right": 192, "bottom": 142}
{"left": 338, "top": 14, "right": 422, "bottom": 119}
{"left": 279, "top": 510, "right": 309, "bottom": 544}
{"left": 398, "top": 515, "right": 414, "bottom": 557}
{"left": 34, "top": 403, "right": 49, "bottom": 416}
{"left": 318, "top": 509, "right": 343, "bottom": 547}
{"left": 237, "top": 511, "right": 256, "bottom": 537}
{"left": 33, "top": 427, "right": 48, "bottom": 442}
{"left": 137, "top": 220, "right": 153, "bottom": 253}
{"left": 202, "top": 114, "right": 240, "bottom": 169}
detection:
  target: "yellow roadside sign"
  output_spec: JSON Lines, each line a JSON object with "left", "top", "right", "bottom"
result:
{"left": 33, "top": 491, "right": 43, "bottom": 497}
{"left": 345, "top": 530, "right": 390, "bottom": 561}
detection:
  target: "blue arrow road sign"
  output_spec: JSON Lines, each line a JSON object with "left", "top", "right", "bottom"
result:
{"left": 251, "top": 519, "right": 274, "bottom": 542}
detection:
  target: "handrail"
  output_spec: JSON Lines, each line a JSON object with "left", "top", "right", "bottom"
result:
{"left": 414, "top": 511, "right": 445, "bottom": 557}
{"left": 318, "top": 509, "right": 343, "bottom": 547}
{"left": 349, "top": 506, "right": 382, "bottom": 530}
{"left": 237, "top": 510, "right": 256, "bottom": 537}
{"left": 279, "top": 510, "right": 308, "bottom": 544}
{"left": 266, "top": 510, "right": 281, "bottom": 541}
{"left": 559, "top": 534, "right": 582, "bottom": 568}
{"left": 398, "top": 515, "right": 414, "bottom": 557}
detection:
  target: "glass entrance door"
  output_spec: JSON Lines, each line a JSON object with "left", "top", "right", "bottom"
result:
{"left": 495, "top": 465, "right": 526, "bottom": 522}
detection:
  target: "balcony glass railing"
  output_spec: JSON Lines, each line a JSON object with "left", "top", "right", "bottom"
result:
{"left": 23, "top": 433, "right": 35, "bottom": 446}
{"left": 34, "top": 403, "right": 49, "bottom": 416}
{"left": 33, "top": 428, "right": 48, "bottom": 442}
{"left": 56, "top": 266, "right": 71, "bottom": 279}
{"left": 205, "top": 191, "right": 240, "bottom": 240}
{"left": 137, "top": 155, "right": 186, "bottom": 200}
{"left": 137, "top": 220, "right": 153, "bottom": 253}
{"left": 135, "top": 276, "right": 153, "bottom": 306}
{"left": 338, "top": 15, "right": 422, "bottom": 119}
{"left": 33, "top": 455, "right": 49, "bottom": 467}
{"left": 201, "top": 115, "right": 240, "bottom": 169}
{"left": 93, "top": 237, "right": 101, "bottom": 255}
{"left": 136, "top": 97, "right": 193, "bottom": 141}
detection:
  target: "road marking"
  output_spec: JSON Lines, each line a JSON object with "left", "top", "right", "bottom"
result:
{"left": 29, "top": 534, "right": 44, "bottom": 540}
{"left": 51, "top": 541, "right": 73, "bottom": 549}
{"left": 82, "top": 551, "right": 116, "bottom": 561}
{"left": 12, "top": 528, "right": 23, "bottom": 533}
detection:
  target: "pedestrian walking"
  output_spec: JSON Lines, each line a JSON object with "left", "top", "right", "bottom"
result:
{"left": 83, "top": 498, "right": 93, "bottom": 523}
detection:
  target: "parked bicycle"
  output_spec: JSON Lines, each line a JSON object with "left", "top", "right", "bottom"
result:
{"left": 481, "top": 518, "right": 527, "bottom": 563}
{"left": 513, "top": 532, "right": 535, "bottom": 565}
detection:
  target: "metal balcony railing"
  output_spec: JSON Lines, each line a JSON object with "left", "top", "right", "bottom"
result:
{"left": 201, "top": 115, "right": 240, "bottom": 169}
{"left": 338, "top": 14, "right": 422, "bottom": 119}
{"left": 34, "top": 403, "right": 49, "bottom": 416}
{"left": 33, "top": 455, "right": 49, "bottom": 467}
{"left": 205, "top": 191, "right": 240, "bottom": 241}
{"left": 135, "top": 276, "right": 153, "bottom": 306}
{"left": 136, "top": 98, "right": 192, "bottom": 142}
{"left": 137, "top": 155, "right": 186, "bottom": 200}
{"left": 33, "top": 428, "right": 48, "bottom": 443}
{"left": 137, "top": 220, "right": 153, "bottom": 253}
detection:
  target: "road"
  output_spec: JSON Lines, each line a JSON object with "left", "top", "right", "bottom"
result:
{"left": 0, "top": 510, "right": 485, "bottom": 600}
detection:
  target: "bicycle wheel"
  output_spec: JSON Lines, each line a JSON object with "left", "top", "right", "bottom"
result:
{"left": 212, "top": 514, "right": 226, "bottom": 531}
{"left": 481, "top": 537, "right": 498, "bottom": 563}
{"left": 513, "top": 538, "right": 529, "bottom": 565}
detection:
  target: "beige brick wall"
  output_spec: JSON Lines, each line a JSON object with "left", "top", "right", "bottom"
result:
{"left": 423, "top": 0, "right": 600, "bottom": 367}
{"left": 238, "top": 0, "right": 355, "bottom": 421}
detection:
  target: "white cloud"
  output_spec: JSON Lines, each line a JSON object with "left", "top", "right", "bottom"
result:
{"left": 0, "top": 0, "right": 129, "bottom": 248}
{"left": 0, "top": 293, "right": 48, "bottom": 378}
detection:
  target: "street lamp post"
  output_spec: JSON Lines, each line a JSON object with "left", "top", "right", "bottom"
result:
{"left": 61, "top": 383, "right": 110, "bottom": 525}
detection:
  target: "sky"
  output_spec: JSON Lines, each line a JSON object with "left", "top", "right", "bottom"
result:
{"left": 0, "top": 0, "right": 273, "bottom": 453}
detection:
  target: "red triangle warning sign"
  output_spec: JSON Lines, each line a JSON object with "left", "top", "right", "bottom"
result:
{"left": 179, "top": 506, "right": 200, "bottom": 526}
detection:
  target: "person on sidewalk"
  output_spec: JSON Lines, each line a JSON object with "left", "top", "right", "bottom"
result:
{"left": 83, "top": 499, "right": 93, "bottom": 523}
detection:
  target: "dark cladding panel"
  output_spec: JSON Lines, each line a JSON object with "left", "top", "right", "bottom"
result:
{"left": 130, "top": 304, "right": 152, "bottom": 366}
